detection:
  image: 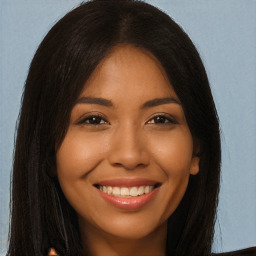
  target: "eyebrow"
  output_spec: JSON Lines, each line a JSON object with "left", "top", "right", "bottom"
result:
{"left": 76, "top": 97, "right": 113, "bottom": 106}
{"left": 141, "top": 97, "right": 181, "bottom": 108}
{"left": 75, "top": 96, "right": 181, "bottom": 108}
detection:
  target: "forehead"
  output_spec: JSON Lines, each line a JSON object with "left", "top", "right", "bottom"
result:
{"left": 80, "top": 44, "right": 177, "bottom": 101}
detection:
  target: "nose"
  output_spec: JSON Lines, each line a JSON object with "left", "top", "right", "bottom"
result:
{"left": 108, "top": 123, "right": 150, "bottom": 170}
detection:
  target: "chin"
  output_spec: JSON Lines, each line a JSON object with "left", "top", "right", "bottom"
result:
{"left": 84, "top": 211, "right": 167, "bottom": 241}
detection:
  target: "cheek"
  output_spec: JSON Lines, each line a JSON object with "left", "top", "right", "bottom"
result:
{"left": 148, "top": 128, "right": 194, "bottom": 177}
{"left": 56, "top": 127, "right": 110, "bottom": 179}
{"left": 147, "top": 128, "right": 194, "bottom": 216}
{"left": 55, "top": 128, "right": 111, "bottom": 214}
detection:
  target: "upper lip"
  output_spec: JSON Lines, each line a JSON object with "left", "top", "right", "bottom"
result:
{"left": 94, "top": 178, "right": 161, "bottom": 187}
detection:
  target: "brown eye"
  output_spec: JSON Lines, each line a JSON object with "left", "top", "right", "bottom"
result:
{"left": 76, "top": 115, "right": 109, "bottom": 125}
{"left": 154, "top": 116, "right": 169, "bottom": 124}
{"left": 86, "top": 116, "right": 105, "bottom": 125}
{"left": 147, "top": 114, "right": 178, "bottom": 125}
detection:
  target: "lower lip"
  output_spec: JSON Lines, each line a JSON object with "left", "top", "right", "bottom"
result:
{"left": 97, "top": 187, "right": 159, "bottom": 210}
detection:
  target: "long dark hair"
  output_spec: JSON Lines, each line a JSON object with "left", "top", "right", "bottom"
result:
{"left": 8, "top": 0, "right": 221, "bottom": 255}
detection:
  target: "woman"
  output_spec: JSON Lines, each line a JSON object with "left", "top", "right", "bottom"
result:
{"left": 7, "top": 0, "right": 254, "bottom": 255}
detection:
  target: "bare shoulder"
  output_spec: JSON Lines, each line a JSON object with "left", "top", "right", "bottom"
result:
{"left": 47, "top": 248, "right": 59, "bottom": 256}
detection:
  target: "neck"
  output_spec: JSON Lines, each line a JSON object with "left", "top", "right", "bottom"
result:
{"left": 79, "top": 221, "right": 167, "bottom": 256}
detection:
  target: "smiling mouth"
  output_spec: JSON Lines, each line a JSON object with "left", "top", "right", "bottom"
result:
{"left": 94, "top": 184, "right": 161, "bottom": 198}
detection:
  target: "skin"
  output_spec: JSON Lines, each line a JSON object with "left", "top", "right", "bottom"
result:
{"left": 56, "top": 45, "right": 200, "bottom": 256}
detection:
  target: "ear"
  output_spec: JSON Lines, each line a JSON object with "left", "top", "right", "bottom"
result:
{"left": 189, "top": 138, "right": 200, "bottom": 175}
{"left": 189, "top": 156, "right": 200, "bottom": 175}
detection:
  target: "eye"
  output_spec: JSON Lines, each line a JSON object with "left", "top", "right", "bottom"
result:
{"left": 147, "top": 114, "right": 178, "bottom": 125}
{"left": 75, "top": 114, "right": 109, "bottom": 126}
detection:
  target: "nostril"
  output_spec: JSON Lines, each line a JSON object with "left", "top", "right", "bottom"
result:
{"left": 114, "top": 163, "right": 122, "bottom": 166}
{"left": 108, "top": 141, "right": 150, "bottom": 170}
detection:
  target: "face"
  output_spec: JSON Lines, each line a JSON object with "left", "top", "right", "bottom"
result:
{"left": 56, "top": 45, "right": 199, "bottom": 241}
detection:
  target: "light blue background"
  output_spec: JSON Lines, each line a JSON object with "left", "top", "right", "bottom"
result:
{"left": 1, "top": 0, "right": 255, "bottom": 254}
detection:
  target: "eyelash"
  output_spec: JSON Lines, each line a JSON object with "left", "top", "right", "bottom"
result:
{"left": 75, "top": 113, "right": 109, "bottom": 126}
{"left": 75, "top": 113, "right": 178, "bottom": 126}
{"left": 146, "top": 113, "right": 178, "bottom": 125}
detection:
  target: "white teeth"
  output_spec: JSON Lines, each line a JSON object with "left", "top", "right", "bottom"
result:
{"left": 112, "top": 187, "right": 120, "bottom": 196}
{"left": 107, "top": 186, "right": 112, "bottom": 195}
{"left": 138, "top": 186, "right": 144, "bottom": 195}
{"left": 130, "top": 187, "right": 138, "bottom": 197}
{"left": 98, "top": 185, "right": 155, "bottom": 197}
{"left": 120, "top": 187, "right": 129, "bottom": 196}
